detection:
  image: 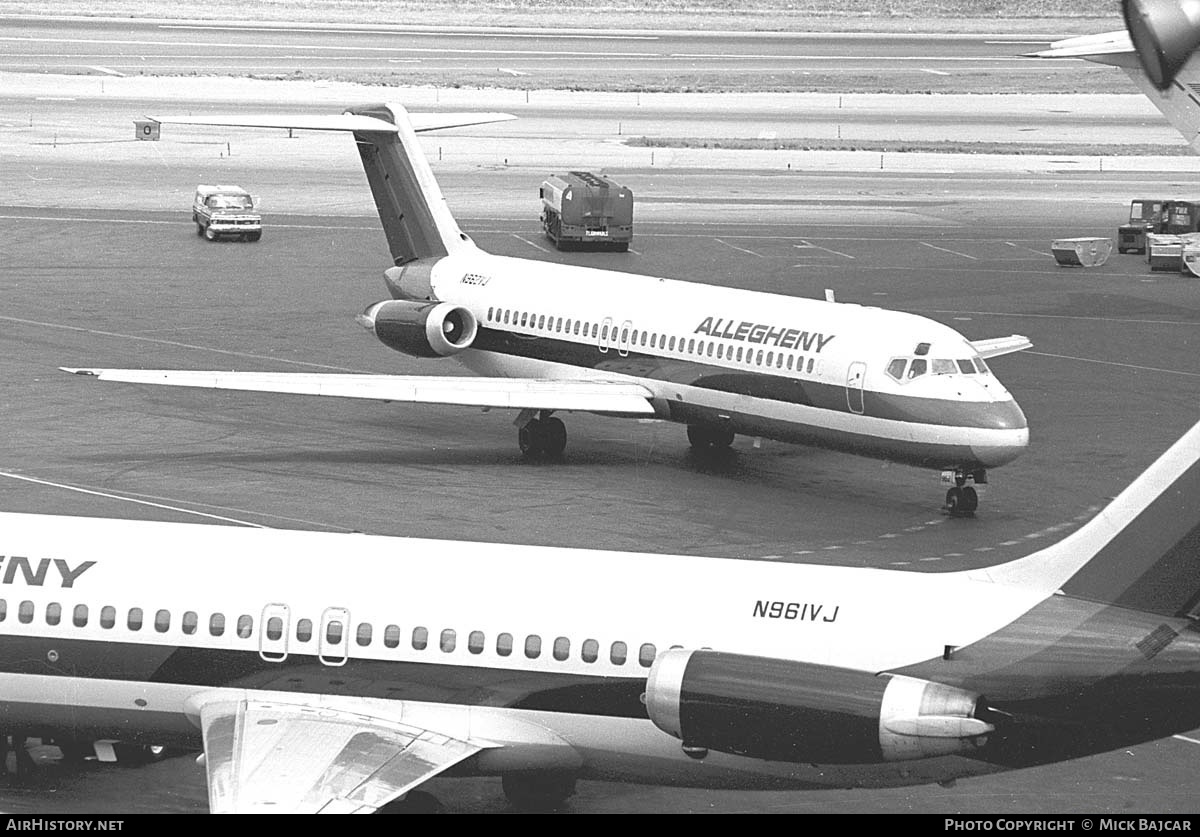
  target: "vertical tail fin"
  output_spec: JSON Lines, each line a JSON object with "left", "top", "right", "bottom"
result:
{"left": 973, "top": 417, "right": 1200, "bottom": 619}
{"left": 1031, "top": 31, "right": 1200, "bottom": 153}
{"left": 344, "top": 104, "right": 475, "bottom": 265}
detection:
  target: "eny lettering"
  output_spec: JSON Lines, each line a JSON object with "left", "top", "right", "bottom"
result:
{"left": 0, "top": 556, "right": 95, "bottom": 588}
{"left": 753, "top": 600, "right": 840, "bottom": 623}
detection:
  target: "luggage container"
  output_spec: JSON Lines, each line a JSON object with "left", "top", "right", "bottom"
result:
{"left": 1147, "top": 233, "right": 1184, "bottom": 271}
{"left": 1181, "top": 233, "right": 1200, "bottom": 276}
{"left": 1051, "top": 237, "right": 1112, "bottom": 267}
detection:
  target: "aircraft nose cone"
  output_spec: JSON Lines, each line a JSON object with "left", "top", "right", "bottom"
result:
{"left": 972, "top": 399, "right": 1029, "bottom": 467}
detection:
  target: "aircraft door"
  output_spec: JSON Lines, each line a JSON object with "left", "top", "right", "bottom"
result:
{"left": 599, "top": 316, "right": 614, "bottom": 353}
{"left": 617, "top": 319, "right": 632, "bottom": 357}
{"left": 318, "top": 606, "right": 350, "bottom": 667}
{"left": 846, "top": 361, "right": 866, "bottom": 415}
{"left": 259, "top": 603, "right": 291, "bottom": 662}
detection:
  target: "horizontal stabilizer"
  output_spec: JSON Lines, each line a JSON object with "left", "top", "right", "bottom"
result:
{"left": 1028, "top": 30, "right": 1134, "bottom": 59}
{"left": 145, "top": 111, "right": 516, "bottom": 134}
{"left": 61, "top": 368, "right": 658, "bottom": 415}
{"left": 970, "top": 335, "right": 1032, "bottom": 359}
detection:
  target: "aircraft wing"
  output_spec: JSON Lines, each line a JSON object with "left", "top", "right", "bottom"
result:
{"left": 195, "top": 695, "right": 486, "bottom": 814}
{"left": 970, "top": 335, "right": 1032, "bottom": 359}
{"left": 146, "top": 111, "right": 516, "bottom": 133}
{"left": 61, "top": 368, "right": 658, "bottom": 414}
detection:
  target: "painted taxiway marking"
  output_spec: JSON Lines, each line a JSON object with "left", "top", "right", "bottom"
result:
{"left": 715, "top": 238, "right": 765, "bottom": 258}
{"left": 0, "top": 471, "right": 265, "bottom": 527}
{"left": 1173, "top": 734, "right": 1200, "bottom": 746}
{"left": 1027, "top": 351, "right": 1200, "bottom": 379}
{"left": 795, "top": 241, "right": 855, "bottom": 259}
{"left": 0, "top": 314, "right": 366, "bottom": 372}
{"left": 920, "top": 241, "right": 978, "bottom": 260}
{"left": 1004, "top": 241, "right": 1053, "bottom": 257}
{"left": 511, "top": 233, "right": 554, "bottom": 253}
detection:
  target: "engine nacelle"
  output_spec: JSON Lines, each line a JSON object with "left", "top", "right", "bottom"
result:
{"left": 361, "top": 299, "right": 478, "bottom": 358}
{"left": 644, "top": 649, "right": 994, "bottom": 763}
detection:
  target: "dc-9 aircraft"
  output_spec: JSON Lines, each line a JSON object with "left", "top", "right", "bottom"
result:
{"left": 64, "top": 105, "right": 1030, "bottom": 513}
{"left": 1, "top": 410, "right": 1198, "bottom": 812}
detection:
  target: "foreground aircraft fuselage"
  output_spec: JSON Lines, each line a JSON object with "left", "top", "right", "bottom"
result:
{"left": 1, "top": 404, "right": 1200, "bottom": 812}
{"left": 69, "top": 104, "right": 1030, "bottom": 512}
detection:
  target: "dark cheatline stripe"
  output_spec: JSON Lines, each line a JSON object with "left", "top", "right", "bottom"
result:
{"left": 1061, "top": 449, "right": 1200, "bottom": 617}
{"left": 470, "top": 327, "right": 1017, "bottom": 430}
{"left": 0, "top": 636, "right": 650, "bottom": 720}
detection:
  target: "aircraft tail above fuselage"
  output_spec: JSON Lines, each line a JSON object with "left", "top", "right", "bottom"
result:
{"left": 1032, "top": 30, "right": 1200, "bottom": 153}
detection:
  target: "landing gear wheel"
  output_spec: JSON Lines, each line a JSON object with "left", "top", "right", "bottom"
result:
{"left": 687, "top": 424, "right": 735, "bottom": 449}
{"left": 945, "top": 486, "right": 979, "bottom": 516}
{"left": 519, "top": 416, "right": 567, "bottom": 459}
{"left": 541, "top": 416, "right": 567, "bottom": 458}
{"left": 502, "top": 772, "right": 577, "bottom": 812}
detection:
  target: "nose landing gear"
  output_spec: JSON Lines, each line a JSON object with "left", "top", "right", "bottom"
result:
{"left": 943, "top": 469, "right": 986, "bottom": 516}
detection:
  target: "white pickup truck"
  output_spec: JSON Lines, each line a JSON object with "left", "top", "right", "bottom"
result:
{"left": 193, "top": 184, "right": 262, "bottom": 242}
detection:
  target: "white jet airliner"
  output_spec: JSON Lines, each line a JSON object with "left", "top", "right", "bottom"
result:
{"left": 64, "top": 105, "right": 1030, "bottom": 513}
{"left": 1, "top": 411, "right": 1199, "bottom": 812}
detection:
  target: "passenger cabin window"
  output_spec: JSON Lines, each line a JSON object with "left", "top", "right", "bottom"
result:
{"left": 468, "top": 631, "right": 485, "bottom": 654}
{"left": 0, "top": 599, "right": 6, "bottom": 622}
{"left": 210, "top": 613, "right": 225, "bottom": 637}
{"left": 639, "top": 643, "right": 657, "bottom": 667}
{"left": 182, "top": 611, "right": 198, "bottom": 635}
{"left": 155, "top": 609, "right": 170, "bottom": 633}
{"left": 441, "top": 629, "right": 456, "bottom": 652}
{"left": 581, "top": 639, "right": 599, "bottom": 663}
{"left": 100, "top": 606, "right": 115, "bottom": 629}
{"left": 497, "top": 632, "right": 513, "bottom": 656}
{"left": 324, "top": 620, "right": 341, "bottom": 645}
{"left": 296, "top": 618, "right": 313, "bottom": 642}
{"left": 356, "top": 623, "right": 372, "bottom": 647}
{"left": 412, "top": 626, "right": 428, "bottom": 651}
{"left": 46, "top": 602, "right": 61, "bottom": 626}
{"left": 610, "top": 641, "right": 628, "bottom": 665}
{"left": 267, "top": 617, "right": 284, "bottom": 642}
{"left": 18, "top": 601, "right": 33, "bottom": 624}
{"left": 384, "top": 625, "right": 401, "bottom": 648}
{"left": 73, "top": 604, "right": 88, "bottom": 628}
{"left": 525, "top": 634, "right": 542, "bottom": 659}
{"left": 237, "top": 615, "right": 253, "bottom": 639}
{"left": 127, "top": 608, "right": 143, "bottom": 631}
{"left": 553, "top": 636, "right": 570, "bottom": 661}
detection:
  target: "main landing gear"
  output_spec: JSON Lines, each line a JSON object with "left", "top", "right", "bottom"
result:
{"left": 687, "top": 424, "right": 735, "bottom": 450}
{"left": 517, "top": 412, "right": 567, "bottom": 459}
{"left": 943, "top": 468, "right": 987, "bottom": 516}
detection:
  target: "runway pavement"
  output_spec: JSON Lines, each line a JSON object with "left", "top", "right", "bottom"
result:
{"left": 1, "top": 22, "right": 1199, "bottom": 815}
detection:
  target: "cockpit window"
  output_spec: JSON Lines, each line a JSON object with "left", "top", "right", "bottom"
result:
{"left": 931, "top": 359, "right": 956, "bottom": 375}
{"left": 957, "top": 359, "right": 975, "bottom": 374}
{"left": 886, "top": 358, "right": 907, "bottom": 380}
{"left": 908, "top": 359, "right": 927, "bottom": 379}
{"left": 973, "top": 358, "right": 990, "bottom": 374}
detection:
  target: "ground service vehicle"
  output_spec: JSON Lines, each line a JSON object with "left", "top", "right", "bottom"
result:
{"left": 1163, "top": 200, "right": 1200, "bottom": 235}
{"left": 1117, "top": 198, "right": 1164, "bottom": 253}
{"left": 540, "top": 171, "right": 632, "bottom": 251}
{"left": 193, "top": 185, "right": 262, "bottom": 242}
